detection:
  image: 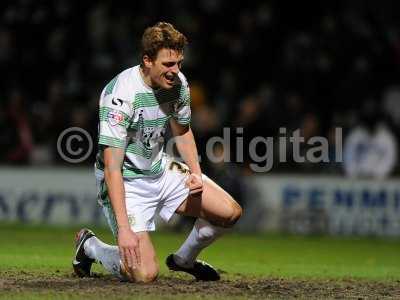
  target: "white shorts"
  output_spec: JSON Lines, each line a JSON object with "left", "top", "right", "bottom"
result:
{"left": 95, "top": 157, "right": 190, "bottom": 235}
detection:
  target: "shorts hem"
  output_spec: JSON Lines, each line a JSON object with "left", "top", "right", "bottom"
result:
{"left": 131, "top": 225, "right": 156, "bottom": 233}
{"left": 162, "top": 190, "right": 190, "bottom": 223}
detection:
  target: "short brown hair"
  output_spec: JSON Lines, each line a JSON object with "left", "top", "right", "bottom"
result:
{"left": 141, "top": 22, "right": 188, "bottom": 61}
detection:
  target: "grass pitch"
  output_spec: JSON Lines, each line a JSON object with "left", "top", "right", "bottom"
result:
{"left": 0, "top": 223, "right": 399, "bottom": 299}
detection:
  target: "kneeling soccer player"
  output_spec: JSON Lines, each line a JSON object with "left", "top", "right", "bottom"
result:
{"left": 72, "top": 22, "right": 242, "bottom": 283}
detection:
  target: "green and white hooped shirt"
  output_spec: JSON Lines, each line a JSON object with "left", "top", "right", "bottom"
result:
{"left": 95, "top": 65, "right": 191, "bottom": 179}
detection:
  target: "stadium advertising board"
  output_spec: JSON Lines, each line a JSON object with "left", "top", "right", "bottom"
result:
{"left": 0, "top": 168, "right": 102, "bottom": 225}
{"left": 1, "top": 168, "right": 399, "bottom": 236}
{"left": 251, "top": 175, "right": 400, "bottom": 236}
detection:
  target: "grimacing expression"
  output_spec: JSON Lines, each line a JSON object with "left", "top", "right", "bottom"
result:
{"left": 146, "top": 48, "right": 184, "bottom": 89}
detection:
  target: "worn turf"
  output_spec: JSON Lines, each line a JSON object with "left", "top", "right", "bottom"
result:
{"left": 0, "top": 223, "right": 399, "bottom": 299}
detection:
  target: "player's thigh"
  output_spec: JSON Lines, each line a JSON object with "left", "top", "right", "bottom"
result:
{"left": 125, "top": 231, "right": 159, "bottom": 283}
{"left": 175, "top": 174, "right": 242, "bottom": 227}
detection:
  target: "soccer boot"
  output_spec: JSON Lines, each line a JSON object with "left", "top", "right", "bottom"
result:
{"left": 166, "top": 254, "right": 220, "bottom": 281}
{"left": 72, "top": 228, "right": 95, "bottom": 277}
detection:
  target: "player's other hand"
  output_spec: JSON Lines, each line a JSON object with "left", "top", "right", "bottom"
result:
{"left": 186, "top": 173, "right": 203, "bottom": 195}
{"left": 117, "top": 226, "right": 141, "bottom": 272}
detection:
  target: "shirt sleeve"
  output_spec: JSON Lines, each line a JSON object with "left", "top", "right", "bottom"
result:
{"left": 98, "top": 76, "right": 133, "bottom": 149}
{"left": 172, "top": 73, "right": 191, "bottom": 126}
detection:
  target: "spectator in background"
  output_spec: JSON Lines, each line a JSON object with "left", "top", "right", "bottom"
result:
{"left": 325, "top": 116, "right": 345, "bottom": 174}
{"left": 0, "top": 89, "right": 33, "bottom": 164}
{"left": 298, "top": 112, "right": 322, "bottom": 172}
{"left": 1, "top": 1, "right": 400, "bottom": 175}
{"left": 207, "top": 143, "right": 246, "bottom": 208}
{"left": 343, "top": 102, "right": 397, "bottom": 179}
{"left": 383, "top": 85, "right": 400, "bottom": 133}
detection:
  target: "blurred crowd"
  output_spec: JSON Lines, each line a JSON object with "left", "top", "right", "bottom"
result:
{"left": 1, "top": 0, "right": 400, "bottom": 180}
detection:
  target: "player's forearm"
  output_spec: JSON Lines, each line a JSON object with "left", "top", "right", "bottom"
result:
{"left": 103, "top": 147, "right": 130, "bottom": 229}
{"left": 175, "top": 128, "right": 202, "bottom": 175}
{"left": 104, "top": 169, "right": 130, "bottom": 228}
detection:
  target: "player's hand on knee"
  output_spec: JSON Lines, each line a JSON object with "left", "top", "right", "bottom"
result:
{"left": 117, "top": 227, "right": 141, "bottom": 271}
{"left": 186, "top": 173, "right": 203, "bottom": 195}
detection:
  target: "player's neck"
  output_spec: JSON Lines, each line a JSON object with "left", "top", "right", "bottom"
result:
{"left": 139, "top": 66, "right": 159, "bottom": 90}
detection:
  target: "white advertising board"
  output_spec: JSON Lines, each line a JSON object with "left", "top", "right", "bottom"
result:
{"left": 1, "top": 168, "right": 399, "bottom": 236}
{"left": 248, "top": 175, "right": 400, "bottom": 236}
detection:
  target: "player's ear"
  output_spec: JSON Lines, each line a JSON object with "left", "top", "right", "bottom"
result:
{"left": 143, "top": 55, "right": 153, "bottom": 68}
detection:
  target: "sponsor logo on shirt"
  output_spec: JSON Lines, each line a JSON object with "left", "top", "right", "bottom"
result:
{"left": 107, "top": 110, "right": 124, "bottom": 126}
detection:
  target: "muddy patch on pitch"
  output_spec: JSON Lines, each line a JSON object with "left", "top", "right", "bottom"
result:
{"left": 1, "top": 271, "right": 399, "bottom": 299}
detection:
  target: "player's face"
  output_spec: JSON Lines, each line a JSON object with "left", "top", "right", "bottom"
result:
{"left": 146, "top": 48, "right": 184, "bottom": 89}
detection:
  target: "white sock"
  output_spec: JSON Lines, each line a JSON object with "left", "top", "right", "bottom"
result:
{"left": 174, "top": 218, "right": 228, "bottom": 267}
{"left": 84, "top": 236, "right": 122, "bottom": 278}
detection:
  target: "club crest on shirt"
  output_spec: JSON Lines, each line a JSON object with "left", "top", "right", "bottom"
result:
{"left": 128, "top": 214, "right": 135, "bottom": 226}
{"left": 107, "top": 110, "right": 124, "bottom": 126}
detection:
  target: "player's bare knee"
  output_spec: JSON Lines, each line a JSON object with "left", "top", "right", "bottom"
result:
{"left": 124, "top": 262, "right": 159, "bottom": 283}
{"left": 140, "top": 270, "right": 158, "bottom": 283}
{"left": 135, "top": 266, "right": 159, "bottom": 283}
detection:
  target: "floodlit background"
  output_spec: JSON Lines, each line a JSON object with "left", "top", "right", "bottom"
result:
{"left": 1, "top": 0, "right": 400, "bottom": 235}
